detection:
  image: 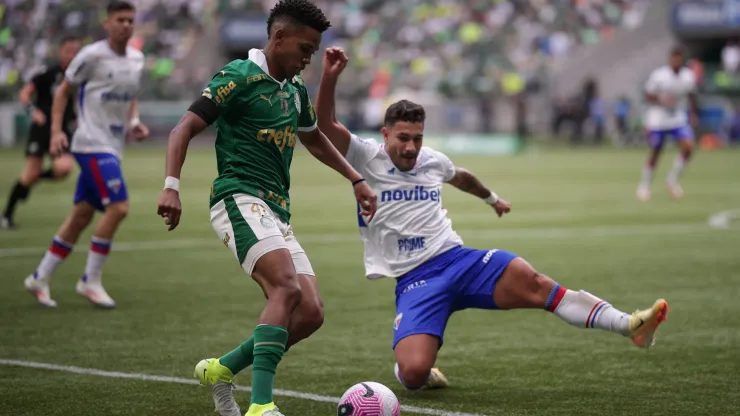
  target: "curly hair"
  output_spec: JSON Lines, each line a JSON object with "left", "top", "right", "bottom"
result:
{"left": 266, "top": 0, "right": 331, "bottom": 37}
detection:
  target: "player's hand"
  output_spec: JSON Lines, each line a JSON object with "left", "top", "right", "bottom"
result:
{"left": 322, "top": 47, "right": 348, "bottom": 78}
{"left": 353, "top": 180, "right": 377, "bottom": 222}
{"left": 50, "top": 131, "right": 69, "bottom": 156}
{"left": 129, "top": 123, "right": 150, "bottom": 142}
{"left": 157, "top": 189, "right": 182, "bottom": 231}
{"left": 660, "top": 93, "right": 677, "bottom": 109}
{"left": 31, "top": 109, "right": 46, "bottom": 126}
{"left": 491, "top": 198, "right": 511, "bottom": 218}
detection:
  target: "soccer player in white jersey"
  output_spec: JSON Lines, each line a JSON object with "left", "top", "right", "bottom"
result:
{"left": 637, "top": 47, "right": 699, "bottom": 201}
{"left": 23, "top": 1, "right": 148, "bottom": 309}
{"left": 317, "top": 48, "right": 670, "bottom": 390}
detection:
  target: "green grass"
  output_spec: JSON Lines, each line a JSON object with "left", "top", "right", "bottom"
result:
{"left": 1, "top": 145, "right": 739, "bottom": 416}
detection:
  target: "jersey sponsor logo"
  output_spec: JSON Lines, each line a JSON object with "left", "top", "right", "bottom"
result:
{"left": 398, "top": 237, "right": 426, "bottom": 254}
{"left": 109, "top": 124, "right": 125, "bottom": 138}
{"left": 247, "top": 73, "right": 268, "bottom": 83}
{"left": 215, "top": 81, "right": 237, "bottom": 105}
{"left": 380, "top": 186, "right": 441, "bottom": 203}
{"left": 255, "top": 126, "right": 297, "bottom": 152}
{"left": 259, "top": 94, "right": 273, "bottom": 106}
{"left": 393, "top": 312, "right": 403, "bottom": 330}
{"left": 401, "top": 279, "right": 427, "bottom": 294}
{"left": 307, "top": 103, "right": 315, "bottom": 121}
{"left": 256, "top": 193, "right": 289, "bottom": 210}
{"left": 101, "top": 91, "right": 134, "bottom": 102}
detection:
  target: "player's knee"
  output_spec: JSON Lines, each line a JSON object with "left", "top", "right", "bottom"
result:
{"left": 398, "top": 359, "right": 433, "bottom": 388}
{"left": 300, "top": 302, "right": 325, "bottom": 332}
{"left": 106, "top": 201, "right": 129, "bottom": 221}
{"left": 272, "top": 274, "right": 303, "bottom": 310}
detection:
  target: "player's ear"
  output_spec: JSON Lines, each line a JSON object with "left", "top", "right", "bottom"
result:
{"left": 381, "top": 126, "right": 389, "bottom": 142}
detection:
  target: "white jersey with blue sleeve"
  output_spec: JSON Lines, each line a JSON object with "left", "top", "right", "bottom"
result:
{"left": 65, "top": 40, "right": 145, "bottom": 159}
{"left": 643, "top": 65, "right": 696, "bottom": 131}
{"left": 346, "top": 134, "right": 464, "bottom": 279}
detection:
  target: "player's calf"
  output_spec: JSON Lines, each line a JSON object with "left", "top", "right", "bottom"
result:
{"left": 286, "top": 275, "right": 324, "bottom": 348}
{"left": 393, "top": 334, "right": 442, "bottom": 390}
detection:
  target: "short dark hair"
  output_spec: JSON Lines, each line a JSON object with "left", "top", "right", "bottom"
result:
{"left": 266, "top": 0, "right": 331, "bottom": 37}
{"left": 670, "top": 45, "right": 685, "bottom": 56}
{"left": 107, "top": 0, "right": 135, "bottom": 14}
{"left": 60, "top": 34, "right": 81, "bottom": 45}
{"left": 384, "top": 100, "right": 426, "bottom": 127}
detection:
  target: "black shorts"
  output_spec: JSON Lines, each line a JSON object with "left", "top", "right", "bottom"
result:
{"left": 25, "top": 125, "right": 74, "bottom": 158}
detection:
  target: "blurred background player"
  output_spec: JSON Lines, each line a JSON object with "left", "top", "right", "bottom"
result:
{"left": 317, "top": 47, "right": 669, "bottom": 391}
{"left": 156, "top": 1, "right": 375, "bottom": 415}
{"left": 23, "top": 0, "right": 148, "bottom": 309}
{"left": 637, "top": 47, "right": 699, "bottom": 201}
{"left": 1, "top": 36, "right": 82, "bottom": 229}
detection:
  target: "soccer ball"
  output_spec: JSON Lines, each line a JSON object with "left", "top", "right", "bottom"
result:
{"left": 337, "top": 381, "right": 400, "bottom": 416}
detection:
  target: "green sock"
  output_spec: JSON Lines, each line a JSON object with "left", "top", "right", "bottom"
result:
{"left": 219, "top": 336, "right": 255, "bottom": 375}
{"left": 250, "top": 324, "right": 288, "bottom": 405}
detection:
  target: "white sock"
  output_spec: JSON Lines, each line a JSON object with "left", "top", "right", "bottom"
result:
{"left": 83, "top": 237, "right": 111, "bottom": 285}
{"left": 666, "top": 154, "right": 687, "bottom": 183}
{"left": 548, "top": 286, "right": 631, "bottom": 336}
{"left": 36, "top": 236, "right": 74, "bottom": 279}
{"left": 640, "top": 165, "right": 654, "bottom": 188}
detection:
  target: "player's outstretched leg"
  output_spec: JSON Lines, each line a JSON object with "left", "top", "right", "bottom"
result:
{"left": 493, "top": 257, "right": 668, "bottom": 348}
{"left": 637, "top": 132, "right": 664, "bottom": 201}
{"left": 24, "top": 202, "right": 95, "bottom": 307}
{"left": 666, "top": 138, "right": 693, "bottom": 199}
{"left": 2, "top": 154, "right": 74, "bottom": 229}
{"left": 75, "top": 201, "right": 128, "bottom": 309}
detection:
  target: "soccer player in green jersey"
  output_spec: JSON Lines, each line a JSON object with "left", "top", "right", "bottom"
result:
{"left": 156, "top": 1, "right": 377, "bottom": 415}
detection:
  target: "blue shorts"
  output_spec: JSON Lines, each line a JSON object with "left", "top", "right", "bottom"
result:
{"left": 73, "top": 153, "right": 128, "bottom": 211}
{"left": 647, "top": 125, "right": 694, "bottom": 150}
{"left": 392, "top": 246, "right": 518, "bottom": 349}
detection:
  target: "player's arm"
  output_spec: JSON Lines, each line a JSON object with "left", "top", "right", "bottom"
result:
{"left": 315, "top": 47, "right": 352, "bottom": 156}
{"left": 158, "top": 97, "right": 217, "bottom": 231}
{"left": 298, "top": 127, "right": 377, "bottom": 220}
{"left": 127, "top": 99, "right": 149, "bottom": 141}
{"left": 643, "top": 70, "right": 664, "bottom": 105}
{"left": 447, "top": 167, "right": 511, "bottom": 218}
{"left": 48, "top": 80, "right": 75, "bottom": 154}
{"left": 18, "top": 73, "right": 46, "bottom": 126}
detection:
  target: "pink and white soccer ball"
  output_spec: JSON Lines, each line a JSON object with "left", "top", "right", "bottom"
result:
{"left": 337, "top": 381, "right": 401, "bottom": 416}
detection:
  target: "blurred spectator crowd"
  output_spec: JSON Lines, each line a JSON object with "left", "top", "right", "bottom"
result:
{"left": 1, "top": 0, "right": 650, "bottom": 102}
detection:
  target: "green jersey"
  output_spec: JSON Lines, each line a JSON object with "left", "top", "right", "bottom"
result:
{"left": 203, "top": 49, "right": 317, "bottom": 222}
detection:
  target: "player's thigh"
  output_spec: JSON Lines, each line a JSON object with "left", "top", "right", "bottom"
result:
{"left": 646, "top": 130, "right": 667, "bottom": 152}
{"left": 674, "top": 125, "right": 695, "bottom": 151}
{"left": 393, "top": 276, "right": 452, "bottom": 352}
{"left": 25, "top": 127, "right": 48, "bottom": 159}
{"left": 210, "top": 194, "right": 298, "bottom": 289}
{"left": 492, "top": 256, "right": 557, "bottom": 310}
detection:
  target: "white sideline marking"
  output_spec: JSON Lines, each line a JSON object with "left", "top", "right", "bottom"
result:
{"left": 0, "top": 222, "right": 721, "bottom": 258}
{"left": 0, "top": 222, "right": 722, "bottom": 258}
{"left": 708, "top": 210, "right": 740, "bottom": 229}
{"left": 0, "top": 359, "right": 486, "bottom": 416}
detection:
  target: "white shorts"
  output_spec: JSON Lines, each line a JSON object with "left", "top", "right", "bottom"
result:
{"left": 210, "top": 193, "right": 314, "bottom": 276}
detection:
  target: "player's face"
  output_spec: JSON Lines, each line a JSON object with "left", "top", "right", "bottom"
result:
{"left": 275, "top": 25, "right": 321, "bottom": 78}
{"left": 105, "top": 10, "right": 136, "bottom": 45}
{"left": 383, "top": 121, "right": 424, "bottom": 171}
{"left": 59, "top": 40, "right": 82, "bottom": 69}
{"left": 669, "top": 52, "right": 684, "bottom": 71}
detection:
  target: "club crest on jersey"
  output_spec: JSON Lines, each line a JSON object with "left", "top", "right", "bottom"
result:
{"left": 281, "top": 99, "right": 289, "bottom": 116}
{"left": 106, "top": 178, "right": 122, "bottom": 194}
{"left": 394, "top": 313, "right": 403, "bottom": 330}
